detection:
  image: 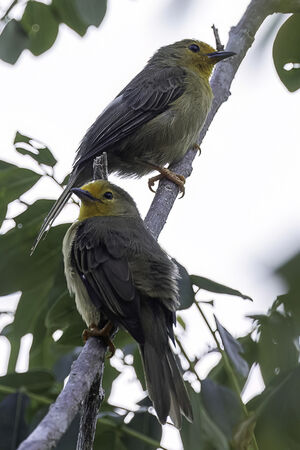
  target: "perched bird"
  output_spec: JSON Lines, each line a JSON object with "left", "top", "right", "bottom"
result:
{"left": 63, "top": 179, "right": 193, "bottom": 428}
{"left": 33, "top": 39, "right": 235, "bottom": 252}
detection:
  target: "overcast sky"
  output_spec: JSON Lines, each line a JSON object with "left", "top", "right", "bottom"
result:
{"left": 0, "top": 0, "right": 299, "bottom": 448}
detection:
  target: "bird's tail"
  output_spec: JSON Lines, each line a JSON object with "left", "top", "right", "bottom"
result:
{"left": 30, "top": 173, "right": 78, "bottom": 254}
{"left": 139, "top": 303, "right": 193, "bottom": 428}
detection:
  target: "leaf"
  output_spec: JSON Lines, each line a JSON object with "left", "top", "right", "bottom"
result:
{"left": 0, "top": 393, "right": 29, "bottom": 449}
{"left": 0, "top": 201, "right": 68, "bottom": 295}
{"left": 254, "top": 311, "right": 298, "bottom": 384}
{"left": 20, "top": 1, "right": 59, "bottom": 56}
{"left": 75, "top": 0, "right": 107, "bottom": 27}
{"left": 172, "top": 259, "right": 195, "bottom": 309}
{"left": 121, "top": 409, "right": 162, "bottom": 450}
{"left": 0, "top": 19, "right": 29, "bottom": 65}
{"left": 46, "top": 290, "right": 78, "bottom": 330}
{"left": 51, "top": 0, "right": 89, "bottom": 36}
{"left": 273, "top": 14, "right": 300, "bottom": 92}
{"left": 232, "top": 415, "right": 256, "bottom": 450}
{"left": 0, "top": 370, "right": 55, "bottom": 394}
{"left": 191, "top": 275, "right": 252, "bottom": 301}
{"left": 248, "top": 366, "right": 300, "bottom": 450}
{"left": 14, "top": 131, "right": 57, "bottom": 167}
{"left": 0, "top": 162, "right": 41, "bottom": 227}
{"left": 215, "top": 316, "right": 249, "bottom": 378}
{"left": 201, "top": 379, "right": 243, "bottom": 440}
{"left": 181, "top": 386, "right": 229, "bottom": 450}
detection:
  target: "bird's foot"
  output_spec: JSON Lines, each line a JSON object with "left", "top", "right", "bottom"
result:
{"left": 82, "top": 321, "right": 115, "bottom": 358}
{"left": 148, "top": 167, "right": 185, "bottom": 198}
{"left": 193, "top": 143, "right": 201, "bottom": 156}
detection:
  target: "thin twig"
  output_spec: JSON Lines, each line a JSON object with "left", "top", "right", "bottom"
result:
{"left": 212, "top": 25, "right": 224, "bottom": 51}
{"left": 93, "top": 152, "right": 108, "bottom": 180}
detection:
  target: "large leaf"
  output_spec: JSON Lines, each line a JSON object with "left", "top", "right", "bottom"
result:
{"left": 201, "top": 379, "right": 243, "bottom": 440}
{"left": 248, "top": 366, "right": 300, "bottom": 449}
{"left": 75, "top": 0, "right": 107, "bottom": 27}
{"left": 122, "top": 408, "right": 162, "bottom": 450}
{"left": 0, "top": 161, "right": 40, "bottom": 227}
{"left": 273, "top": 14, "right": 300, "bottom": 92}
{"left": 191, "top": 275, "right": 252, "bottom": 301}
{"left": 14, "top": 132, "right": 57, "bottom": 168}
{"left": 0, "top": 19, "right": 29, "bottom": 64}
{"left": 181, "top": 386, "right": 229, "bottom": 450}
{"left": 0, "top": 370, "right": 55, "bottom": 395}
{"left": 215, "top": 317, "right": 249, "bottom": 378}
{"left": 0, "top": 201, "right": 68, "bottom": 295}
{"left": 51, "top": 0, "right": 89, "bottom": 36}
{"left": 20, "top": 1, "right": 59, "bottom": 56}
{"left": 253, "top": 311, "right": 298, "bottom": 384}
{"left": 172, "top": 259, "right": 195, "bottom": 309}
{"left": 0, "top": 393, "right": 29, "bottom": 449}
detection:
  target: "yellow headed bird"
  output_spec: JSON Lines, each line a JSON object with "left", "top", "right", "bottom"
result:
{"left": 33, "top": 39, "right": 235, "bottom": 252}
{"left": 63, "top": 179, "right": 193, "bottom": 428}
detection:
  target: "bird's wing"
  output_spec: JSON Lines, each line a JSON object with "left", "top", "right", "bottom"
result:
{"left": 72, "top": 222, "right": 144, "bottom": 343}
{"left": 74, "top": 66, "right": 186, "bottom": 166}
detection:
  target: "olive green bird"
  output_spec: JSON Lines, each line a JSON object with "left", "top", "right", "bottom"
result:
{"left": 63, "top": 179, "right": 193, "bottom": 428}
{"left": 33, "top": 39, "right": 235, "bottom": 252}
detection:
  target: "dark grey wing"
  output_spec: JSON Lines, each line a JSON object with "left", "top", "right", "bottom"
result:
{"left": 72, "top": 223, "right": 144, "bottom": 343}
{"left": 74, "top": 66, "right": 186, "bottom": 167}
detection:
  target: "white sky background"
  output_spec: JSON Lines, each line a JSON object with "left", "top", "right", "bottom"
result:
{"left": 0, "top": 0, "right": 300, "bottom": 448}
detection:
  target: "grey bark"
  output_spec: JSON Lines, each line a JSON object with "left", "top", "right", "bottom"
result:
{"left": 18, "top": 0, "right": 296, "bottom": 448}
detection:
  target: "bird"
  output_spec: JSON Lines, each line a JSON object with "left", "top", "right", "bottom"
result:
{"left": 33, "top": 38, "right": 235, "bottom": 253}
{"left": 62, "top": 179, "right": 193, "bottom": 428}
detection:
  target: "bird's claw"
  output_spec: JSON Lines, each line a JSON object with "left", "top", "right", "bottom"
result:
{"left": 148, "top": 169, "right": 185, "bottom": 198}
{"left": 82, "top": 321, "right": 116, "bottom": 358}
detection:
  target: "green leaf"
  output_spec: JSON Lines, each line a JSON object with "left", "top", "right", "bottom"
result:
{"left": 172, "top": 259, "right": 195, "bottom": 309}
{"left": 46, "top": 291, "right": 78, "bottom": 330}
{"left": 121, "top": 409, "right": 162, "bottom": 450}
{"left": 75, "top": 0, "right": 107, "bottom": 27}
{"left": 181, "top": 386, "right": 229, "bottom": 450}
{"left": 273, "top": 14, "right": 300, "bottom": 92}
{"left": 249, "top": 366, "right": 300, "bottom": 450}
{"left": 0, "top": 162, "right": 40, "bottom": 227}
{"left": 21, "top": 1, "right": 59, "bottom": 56}
{"left": 254, "top": 311, "right": 298, "bottom": 384}
{"left": 201, "top": 379, "right": 243, "bottom": 440}
{"left": 14, "top": 131, "right": 57, "bottom": 167}
{"left": 0, "top": 370, "right": 55, "bottom": 394}
{"left": 0, "top": 19, "right": 29, "bottom": 64}
{"left": 215, "top": 316, "right": 249, "bottom": 378}
{"left": 57, "top": 322, "right": 84, "bottom": 347}
{"left": 191, "top": 275, "right": 252, "bottom": 301}
{"left": 51, "top": 0, "right": 89, "bottom": 36}
{"left": 0, "top": 209, "right": 68, "bottom": 295}
{"left": 0, "top": 393, "right": 29, "bottom": 449}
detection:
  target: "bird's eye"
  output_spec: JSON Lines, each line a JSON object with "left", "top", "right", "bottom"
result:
{"left": 188, "top": 44, "right": 200, "bottom": 53}
{"left": 103, "top": 191, "right": 113, "bottom": 200}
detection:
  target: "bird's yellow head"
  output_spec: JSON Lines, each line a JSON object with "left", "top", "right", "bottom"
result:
{"left": 150, "top": 39, "right": 235, "bottom": 79}
{"left": 72, "top": 180, "right": 139, "bottom": 221}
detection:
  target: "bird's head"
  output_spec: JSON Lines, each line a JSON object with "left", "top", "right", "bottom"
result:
{"left": 72, "top": 180, "right": 139, "bottom": 221}
{"left": 150, "top": 39, "right": 235, "bottom": 78}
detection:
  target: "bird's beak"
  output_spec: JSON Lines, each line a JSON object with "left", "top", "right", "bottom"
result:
{"left": 71, "top": 187, "right": 98, "bottom": 202}
{"left": 206, "top": 50, "right": 236, "bottom": 62}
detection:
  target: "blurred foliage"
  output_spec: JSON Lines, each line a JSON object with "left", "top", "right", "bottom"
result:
{"left": 0, "top": 0, "right": 107, "bottom": 64}
{"left": 273, "top": 14, "right": 300, "bottom": 92}
{"left": 0, "top": 136, "right": 300, "bottom": 449}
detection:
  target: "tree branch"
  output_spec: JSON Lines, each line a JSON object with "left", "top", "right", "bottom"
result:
{"left": 18, "top": 338, "right": 106, "bottom": 450}
{"left": 18, "top": 0, "right": 295, "bottom": 448}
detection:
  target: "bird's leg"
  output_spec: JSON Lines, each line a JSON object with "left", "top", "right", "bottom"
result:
{"left": 146, "top": 164, "right": 186, "bottom": 198}
{"left": 82, "top": 321, "right": 115, "bottom": 357}
{"left": 193, "top": 143, "right": 201, "bottom": 156}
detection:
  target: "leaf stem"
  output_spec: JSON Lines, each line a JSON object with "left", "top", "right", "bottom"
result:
{"left": 194, "top": 299, "right": 259, "bottom": 450}
{"left": 0, "top": 385, "right": 52, "bottom": 405}
{"left": 175, "top": 336, "right": 202, "bottom": 383}
{"left": 98, "top": 417, "right": 168, "bottom": 450}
